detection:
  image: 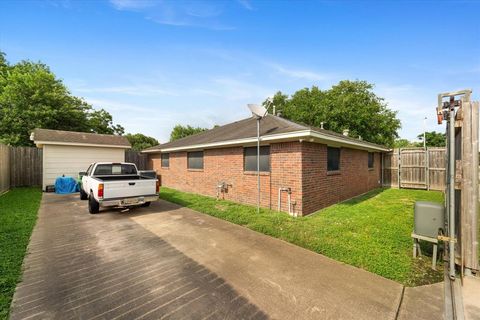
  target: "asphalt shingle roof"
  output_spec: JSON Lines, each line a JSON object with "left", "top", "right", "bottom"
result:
{"left": 32, "top": 128, "right": 131, "bottom": 147}
{"left": 144, "top": 114, "right": 387, "bottom": 152}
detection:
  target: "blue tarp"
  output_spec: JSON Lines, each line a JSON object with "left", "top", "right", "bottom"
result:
{"left": 54, "top": 176, "right": 79, "bottom": 194}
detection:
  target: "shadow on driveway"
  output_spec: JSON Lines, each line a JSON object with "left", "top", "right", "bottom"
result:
{"left": 10, "top": 193, "right": 268, "bottom": 320}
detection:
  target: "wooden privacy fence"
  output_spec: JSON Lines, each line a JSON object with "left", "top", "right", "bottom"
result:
{"left": 0, "top": 146, "right": 147, "bottom": 192}
{"left": 125, "top": 150, "right": 148, "bottom": 170}
{"left": 10, "top": 147, "right": 43, "bottom": 187}
{"left": 0, "top": 144, "right": 10, "bottom": 194}
{"left": 382, "top": 147, "right": 446, "bottom": 191}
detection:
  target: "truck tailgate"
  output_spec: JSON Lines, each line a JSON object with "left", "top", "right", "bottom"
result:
{"left": 103, "top": 179, "right": 156, "bottom": 199}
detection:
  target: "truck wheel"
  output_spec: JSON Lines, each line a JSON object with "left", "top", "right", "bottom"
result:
{"left": 141, "top": 202, "right": 151, "bottom": 207}
{"left": 88, "top": 194, "right": 100, "bottom": 214}
{"left": 80, "top": 188, "right": 88, "bottom": 200}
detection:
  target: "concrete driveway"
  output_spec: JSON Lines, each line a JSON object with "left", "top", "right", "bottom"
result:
{"left": 10, "top": 193, "right": 443, "bottom": 319}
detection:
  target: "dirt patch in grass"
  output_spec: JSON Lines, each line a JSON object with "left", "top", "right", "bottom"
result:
{"left": 214, "top": 204, "right": 227, "bottom": 211}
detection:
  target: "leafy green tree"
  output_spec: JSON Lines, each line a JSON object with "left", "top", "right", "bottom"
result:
{"left": 0, "top": 53, "right": 124, "bottom": 146}
{"left": 417, "top": 131, "right": 445, "bottom": 147}
{"left": 87, "top": 109, "right": 124, "bottom": 135}
{"left": 267, "top": 80, "right": 401, "bottom": 147}
{"left": 0, "top": 51, "right": 8, "bottom": 79}
{"left": 393, "top": 139, "right": 415, "bottom": 148}
{"left": 125, "top": 133, "right": 159, "bottom": 151}
{"left": 170, "top": 124, "right": 207, "bottom": 142}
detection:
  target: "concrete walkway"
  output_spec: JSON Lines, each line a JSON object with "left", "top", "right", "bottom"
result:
{"left": 10, "top": 194, "right": 444, "bottom": 319}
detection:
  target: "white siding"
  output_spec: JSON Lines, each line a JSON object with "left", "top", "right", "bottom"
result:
{"left": 42, "top": 145, "right": 125, "bottom": 190}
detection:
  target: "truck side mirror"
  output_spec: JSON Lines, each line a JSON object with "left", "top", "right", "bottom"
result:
{"left": 78, "top": 171, "right": 87, "bottom": 177}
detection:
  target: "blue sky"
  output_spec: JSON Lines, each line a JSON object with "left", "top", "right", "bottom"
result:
{"left": 1, "top": 0, "right": 479, "bottom": 143}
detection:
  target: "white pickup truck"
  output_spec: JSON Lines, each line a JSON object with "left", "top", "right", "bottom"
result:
{"left": 79, "top": 162, "right": 159, "bottom": 214}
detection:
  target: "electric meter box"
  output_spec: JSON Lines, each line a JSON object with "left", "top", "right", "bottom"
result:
{"left": 414, "top": 201, "right": 445, "bottom": 238}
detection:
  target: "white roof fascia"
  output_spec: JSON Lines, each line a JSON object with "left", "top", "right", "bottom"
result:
{"left": 34, "top": 141, "right": 130, "bottom": 149}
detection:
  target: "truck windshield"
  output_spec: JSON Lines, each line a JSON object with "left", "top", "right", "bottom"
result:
{"left": 93, "top": 164, "right": 137, "bottom": 175}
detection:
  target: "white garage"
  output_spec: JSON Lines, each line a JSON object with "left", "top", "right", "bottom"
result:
{"left": 31, "top": 128, "right": 131, "bottom": 191}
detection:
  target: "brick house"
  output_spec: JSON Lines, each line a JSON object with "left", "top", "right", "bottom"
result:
{"left": 144, "top": 115, "right": 389, "bottom": 216}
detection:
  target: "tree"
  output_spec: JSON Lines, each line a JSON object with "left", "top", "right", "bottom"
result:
{"left": 267, "top": 80, "right": 401, "bottom": 147}
{"left": 417, "top": 131, "right": 446, "bottom": 147}
{"left": 393, "top": 139, "right": 415, "bottom": 148}
{"left": 87, "top": 109, "right": 125, "bottom": 135}
{"left": 0, "top": 53, "right": 124, "bottom": 146}
{"left": 0, "top": 51, "right": 7, "bottom": 79}
{"left": 125, "top": 133, "right": 159, "bottom": 151}
{"left": 170, "top": 124, "right": 207, "bottom": 142}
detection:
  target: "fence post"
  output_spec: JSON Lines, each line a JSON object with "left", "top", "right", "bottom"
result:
{"left": 381, "top": 152, "right": 384, "bottom": 186}
{"left": 426, "top": 147, "right": 430, "bottom": 190}
{"left": 0, "top": 144, "right": 11, "bottom": 194}
{"left": 398, "top": 148, "right": 401, "bottom": 189}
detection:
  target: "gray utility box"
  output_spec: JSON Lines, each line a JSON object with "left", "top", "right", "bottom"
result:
{"left": 414, "top": 201, "right": 445, "bottom": 238}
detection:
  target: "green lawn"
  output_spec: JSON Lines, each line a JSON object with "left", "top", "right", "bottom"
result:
{"left": 160, "top": 187, "right": 444, "bottom": 286}
{"left": 0, "top": 188, "right": 42, "bottom": 320}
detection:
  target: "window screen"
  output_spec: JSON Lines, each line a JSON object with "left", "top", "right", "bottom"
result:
{"left": 161, "top": 153, "right": 169, "bottom": 168}
{"left": 368, "top": 152, "right": 374, "bottom": 169}
{"left": 187, "top": 151, "right": 204, "bottom": 169}
{"left": 244, "top": 146, "right": 270, "bottom": 172}
{"left": 327, "top": 147, "right": 340, "bottom": 171}
{"left": 93, "top": 164, "right": 137, "bottom": 175}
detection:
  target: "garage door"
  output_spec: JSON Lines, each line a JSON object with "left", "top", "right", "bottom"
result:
{"left": 43, "top": 145, "right": 125, "bottom": 190}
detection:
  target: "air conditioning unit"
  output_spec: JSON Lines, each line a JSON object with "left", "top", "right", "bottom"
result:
{"left": 414, "top": 201, "right": 445, "bottom": 238}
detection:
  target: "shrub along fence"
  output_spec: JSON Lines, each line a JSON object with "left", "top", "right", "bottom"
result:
{"left": 382, "top": 147, "right": 446, "bottom": 191}
{"left": 0, "top": 145, "right": 147, "bottom": 192}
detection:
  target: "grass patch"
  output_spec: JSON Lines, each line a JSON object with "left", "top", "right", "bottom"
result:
{"left": 160, "top": 187, "right": 444, "bottom": 286}
{"left": 0, "top": 188, "right": 42, "bottom": 320}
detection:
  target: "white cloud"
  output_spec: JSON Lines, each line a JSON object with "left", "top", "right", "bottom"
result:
{"left": 209, "top": 77, "right": 273, "bottom": 101}
{"left": 109, "top": 0, "right": 155, "bottom": 10}
{"left": 109, "top": 0, "right": 234, "bottom": 30}
{"left": 268, "top": 63, "right": 332, "bottom": 82}
{"left": 375, "top": 83, "right": 443, "bottom": 140}
{"left": 82, "top": 96, "right": 250, "bottom": 142}
{"left": 237, "top": 0, "right": 254, "bottom": 10}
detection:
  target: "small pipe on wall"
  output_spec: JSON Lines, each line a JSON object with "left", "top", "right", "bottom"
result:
{"left": 278, "top": 187, "right": 295, "bottom": 217}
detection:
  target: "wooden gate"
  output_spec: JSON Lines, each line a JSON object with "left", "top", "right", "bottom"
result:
{"left": 427, "top": 148, "right": 446, "bottom": 191}
{"left": 382, "top": 149, "right": 399, "bottom": 188}
{"left": 382, "top": 147, "right": 446, "bottom": 191}
{"left": 400, "top": 148, "right": 427, "bottom": 189}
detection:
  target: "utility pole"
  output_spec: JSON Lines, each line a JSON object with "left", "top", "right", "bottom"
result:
{"left": 423, "top": 117, "right": 427, "bottom": 149}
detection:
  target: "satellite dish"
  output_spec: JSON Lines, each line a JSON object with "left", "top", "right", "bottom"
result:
{"left": 247, "top": 104, "right": 268, "bottom": 118}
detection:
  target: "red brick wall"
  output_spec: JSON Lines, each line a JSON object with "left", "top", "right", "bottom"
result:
{"left": 301, "top": 142, "right": 381, "bottom": 214}
{"left": 149, "top": 142, "right": 303, "bottom": 214}
{"left": 149, "top": 141, "right": 381, "bottom": 216}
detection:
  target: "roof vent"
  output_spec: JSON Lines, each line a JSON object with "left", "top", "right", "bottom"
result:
{"left": 343, "top": 129, "right": 349, "bottom": 136}
{"left": 358, "top": 135, "right": 363, "bottom": 140}
{"left": 320, "top": 122, "right": 324, "bottom": 129}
